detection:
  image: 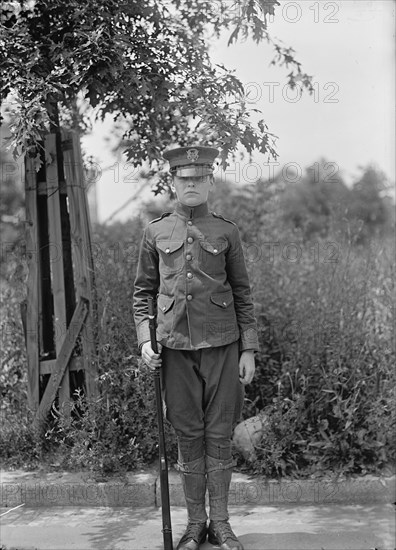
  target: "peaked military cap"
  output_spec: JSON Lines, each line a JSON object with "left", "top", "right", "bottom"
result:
{"left": 163, "top": 146, "right": 219, "bottom": 177}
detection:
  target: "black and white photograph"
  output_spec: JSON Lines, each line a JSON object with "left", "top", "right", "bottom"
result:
{"left": 1, "top": 1, "right": 395, "bottom": 549}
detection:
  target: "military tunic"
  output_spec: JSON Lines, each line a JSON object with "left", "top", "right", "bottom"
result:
{"left": 133, "top": 201, "right": 259, "bottom": 352}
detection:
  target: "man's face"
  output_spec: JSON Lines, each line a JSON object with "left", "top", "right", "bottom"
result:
{"left": 171, "top": 174, "right": 214, "bottom": 206}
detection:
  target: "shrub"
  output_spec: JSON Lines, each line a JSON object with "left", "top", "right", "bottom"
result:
{"left": 0, "top": 269, "right": 43, "bottom": 468}
{"left": 0, "top": 216, "right": 178, "bottom": 473}
{"left": 1, "top": 182, "right": 394, "bottom": 478}
{"left": 244, "top": 222, "right": 395, "bottom": 478}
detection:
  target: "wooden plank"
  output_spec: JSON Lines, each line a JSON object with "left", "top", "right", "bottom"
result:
{"left": 72, "top": 135, "right": 96, "bottom": 300}
{"left": 34, "top": 299, "right": 88, "bottom": 429}
{"left": 72, "top": 134, "right": 99, "bottom": 399}
{"left": 45, "top": 134, "right": 70, "bottom": 417}
{"left": 64, "top": 132, "right": 98, "bottom": 399}
{"left": 24, "top": 157, "right": 40, "bottom": 413}
{"left": 40, "top": 356, "right": 84, "bottom": 375}
{"left": 63, "top": 146, "right": 86, "bottom": 299}
{"left": 63, "top": 138, "right": 90, "bottom": 404}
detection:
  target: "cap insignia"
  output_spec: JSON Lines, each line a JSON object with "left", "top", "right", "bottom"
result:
{"left": 186, "top": 148, "right": 199, "bottom": 162}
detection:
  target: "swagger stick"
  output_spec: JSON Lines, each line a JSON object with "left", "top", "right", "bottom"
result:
{"left": 148, "top": 296, "right": 173, "bottom": 550}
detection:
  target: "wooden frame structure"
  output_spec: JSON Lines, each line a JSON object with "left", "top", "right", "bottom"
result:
{"left": 24, "top": 131, "right": 98, "bottom": 430}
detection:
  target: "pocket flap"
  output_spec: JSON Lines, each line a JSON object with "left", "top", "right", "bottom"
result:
{"left": 199, "top": 239, "right": 228, "bottom": 255}
{"left": 156, "top": 241, "right": 184, "bottom": 254}
{"left": 157, "top": 294, "right": 175, "bottom": 313}
{"left": 210, "top": 291, "right": 233, "bottom": 308}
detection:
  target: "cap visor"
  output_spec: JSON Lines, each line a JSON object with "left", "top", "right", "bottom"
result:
{"left": 175, "top": 166, "right": 213, "bottom": 177}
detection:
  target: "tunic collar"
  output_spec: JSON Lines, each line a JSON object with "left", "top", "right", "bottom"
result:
{"left": 175, "top": 201, "right": 209, "bottom": 219}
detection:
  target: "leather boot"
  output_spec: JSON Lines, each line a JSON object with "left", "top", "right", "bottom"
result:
{"left": 206, "top": 455, "right": 244, "bottom": 550}
{"left": 177, "top": 522, "right": 207, "bottom": 550}
{"left": 177, "top": 456, "right": 207, "bottom": 550}
{"left": 207, "top": 520, "right": 243, "bottom": 550}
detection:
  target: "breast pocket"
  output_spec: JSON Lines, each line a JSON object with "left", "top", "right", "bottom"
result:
{"left": 156, "top": 241, "right": 184, "bottom": 273}
{"left": 199, "top": 239, "right": 228, "bottom": 275}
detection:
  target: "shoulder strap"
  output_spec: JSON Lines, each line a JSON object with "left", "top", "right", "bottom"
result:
{"left": 211, "top": 211, "right": 236, "bottom": 225}
{"left": 148, "top": 212, "right": 172, "bottom": 224}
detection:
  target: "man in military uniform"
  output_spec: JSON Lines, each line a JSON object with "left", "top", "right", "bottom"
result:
{"left": 133, "top": 146, "right": 259, "bottom": 550}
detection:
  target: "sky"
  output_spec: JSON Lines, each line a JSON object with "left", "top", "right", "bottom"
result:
{"left": 81, "top": 0, "right": 395, "bottom": 223}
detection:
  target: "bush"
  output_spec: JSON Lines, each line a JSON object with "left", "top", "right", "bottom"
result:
{"left": 0, "top": 274, "right": 43, "bottom": 468}
{"left": 1, "top": 177, "right": 394, "bottom": 479}
{"left": 0, "top": 216, "right": 178, "bottom": 474}
{"left": 243, "top": 222, "right": 395, "bottom": 478}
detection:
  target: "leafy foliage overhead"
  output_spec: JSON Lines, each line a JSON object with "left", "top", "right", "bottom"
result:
{"left": 1, "top": 0, "right": 313, "bottom": 169}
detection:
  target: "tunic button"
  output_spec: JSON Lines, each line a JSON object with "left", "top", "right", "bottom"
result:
{"left": 187, "top": 294, "right": 192, "bottom": 301}
{"left": 213, "top": 248, "right": 218, "bottom": 254}
{"left": 187, "top": 272, "right": 193, "bottom": 279}
{"left": 162, "top": 306, "right": 166, "bottom": 311}
{"left": 187, "top": 237, "right": 193, "bottom": 244}
{"left": 165, "top": 248, "right": 170, "bottom": 254}
{"left": 186, "top": 254, "right": 192, "bottom": 261}
{"left": 187, "top": 220, "right": 193, "bottom": 226}
{"left": 222, "top": 302, "right": 227, "bottom": 307}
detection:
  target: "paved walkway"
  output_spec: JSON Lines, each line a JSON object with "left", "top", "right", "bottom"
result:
{"left": 1, "top": 503, "right": 395, "bottom": 550}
